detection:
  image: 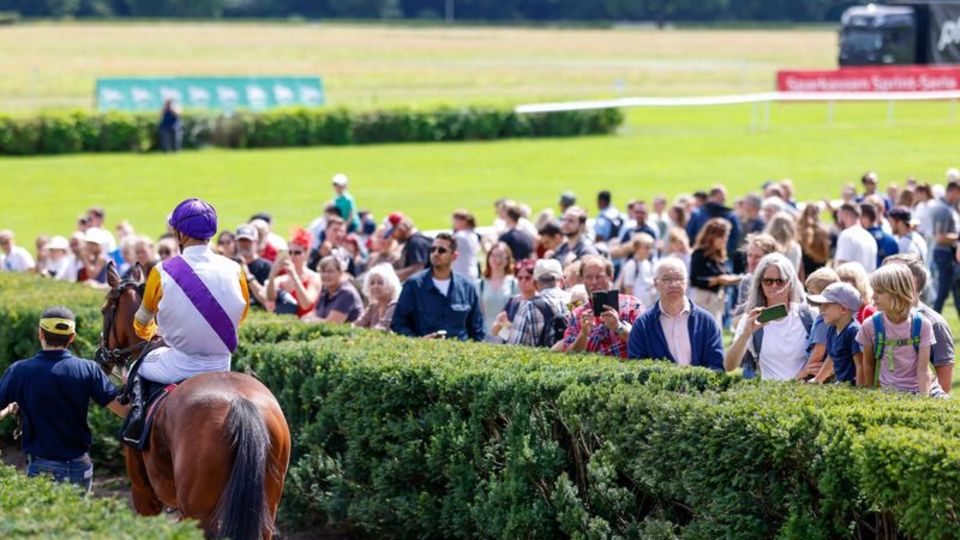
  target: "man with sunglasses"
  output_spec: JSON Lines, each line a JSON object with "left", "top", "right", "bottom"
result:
{"left": 391, "top": 232, "right": 484, "bottom": 341}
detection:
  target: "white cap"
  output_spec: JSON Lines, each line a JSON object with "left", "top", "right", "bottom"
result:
{"left": 332, "top": 173, "right": 348, "bottom": 187}
{"left": 947, "top": 167, "right": 960, "bottom": 182}
{"left": 47, "top": 235, "right": 69, "bottom": 251}
{"left": 533, "top": 259, "right": 563, "bottom": 282}
{"left": 84, "top": 227, "right": 110, "bottom": 246}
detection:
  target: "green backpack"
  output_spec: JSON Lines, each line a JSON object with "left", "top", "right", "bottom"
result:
{"left": 871, "top": 312, "right": 922, "bottom": 386}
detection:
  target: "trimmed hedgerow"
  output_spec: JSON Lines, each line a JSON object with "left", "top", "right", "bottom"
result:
{"left": 2, "top": 273, "right": 959, "bottom": 538}
{"left": 0, "top": 463, "right": 201, "bottom": 538}
{"left": 0, "top": 106, "right": 624, "bottom": 156}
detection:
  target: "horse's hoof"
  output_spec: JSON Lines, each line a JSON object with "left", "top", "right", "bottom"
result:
{"left": 163, "top": 506, "right": 182, "bottom": 521}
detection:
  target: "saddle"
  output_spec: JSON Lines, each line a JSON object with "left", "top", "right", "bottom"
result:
{"left": 121, "top": 380, "right": 178, "bottom": 451}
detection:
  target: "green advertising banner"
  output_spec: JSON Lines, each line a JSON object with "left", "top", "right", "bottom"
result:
{"left": 95, "top": 77, "right": 324, "bottom": 112}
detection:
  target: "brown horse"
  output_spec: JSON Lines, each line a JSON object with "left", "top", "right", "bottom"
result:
{"left": 96, "top": 264, "right": 291, "bottom": 540}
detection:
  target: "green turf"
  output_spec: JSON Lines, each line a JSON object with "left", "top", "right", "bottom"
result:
{"left": 0, "top": 22, "right": 836, "bottom": 111}
{"left": 3, "top": 101, "right": 958, "bottom": 244}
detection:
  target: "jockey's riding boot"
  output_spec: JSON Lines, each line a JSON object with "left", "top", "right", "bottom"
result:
{"left": 121, "top": 377, "right": 146, "bottom": 446}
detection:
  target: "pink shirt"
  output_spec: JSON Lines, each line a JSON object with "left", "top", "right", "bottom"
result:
{"left": 659, "top": 298, "right": 693, "bottom": 366}
{"left": 855, "top": 311, "right": 934, "bottom": 393}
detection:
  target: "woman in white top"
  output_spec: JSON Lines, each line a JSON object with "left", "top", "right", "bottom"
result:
{"left": 476, "top": 242, "right": 518, "bottom": 335}
{"left": 451, "top": 209, "right": 481, "bottom": 280}
{"left": 725, "top": 253, "right": 811, "bottom": 381}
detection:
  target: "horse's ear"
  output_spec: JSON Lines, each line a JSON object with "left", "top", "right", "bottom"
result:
{"left": 106, "top": 260, "right": 121, "bottom": 288}
{"left": 131, "top": 263, "right": 144, "bottom": 283}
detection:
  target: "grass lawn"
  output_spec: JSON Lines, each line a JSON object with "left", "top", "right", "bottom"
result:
{"left": 0, "top": 22, "right": 836, "bottom": 111}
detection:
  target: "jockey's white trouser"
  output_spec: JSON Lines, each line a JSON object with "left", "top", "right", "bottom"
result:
{"left": 137, "top": 346, "right": 230, "bottom": 385}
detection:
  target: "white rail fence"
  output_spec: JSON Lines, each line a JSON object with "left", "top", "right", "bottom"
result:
{"left": 516, "top": 90, "right": 960, "bottom": 130}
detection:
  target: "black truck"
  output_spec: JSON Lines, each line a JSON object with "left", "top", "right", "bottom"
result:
{"left": 839, "top": 1, "right": 960, "bottom": 65}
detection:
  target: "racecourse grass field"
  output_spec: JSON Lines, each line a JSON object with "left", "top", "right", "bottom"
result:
{"left": 0, "top": 22, "right": 838, "bottom": 111}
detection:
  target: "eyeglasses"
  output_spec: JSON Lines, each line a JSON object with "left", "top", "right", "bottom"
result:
{"left": 656, "top": 276, "right": 685, "bottom": 285}
{"left": 290, "top": 250, "right": 305, "bottom": 256}
{"left": 430, "top": 246, "right": 449, "bottom": 254}
{"left": 761, "top": 278, "right": 787, "bottom": 287}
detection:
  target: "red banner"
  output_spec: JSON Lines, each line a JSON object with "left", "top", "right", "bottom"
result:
{"left": 777, "top": 66, "right": 960, "bottom": 93}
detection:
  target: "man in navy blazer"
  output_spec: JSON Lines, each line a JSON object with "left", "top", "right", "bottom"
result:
{"left": 627, "top": 257, "right": 724, "bottom": 371}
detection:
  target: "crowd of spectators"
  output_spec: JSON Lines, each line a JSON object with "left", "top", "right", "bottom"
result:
{"left": 4, "top": 168, "right": 959, "bottom": 397}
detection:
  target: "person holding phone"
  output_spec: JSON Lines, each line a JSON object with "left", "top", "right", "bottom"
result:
{"left": 724, "top": 253, "right": 815, "bottom": 380}
{"left": 560, "top": 255, "right": 644, "bottom": 358}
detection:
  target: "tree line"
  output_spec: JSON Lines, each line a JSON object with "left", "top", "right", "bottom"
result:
{"left": 2, "top": 0, "right": 859, "bottom": 22}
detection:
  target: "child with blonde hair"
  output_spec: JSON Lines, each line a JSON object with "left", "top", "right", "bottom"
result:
{"left": 617, "top": 233, "right": 656, "bottom": 307}
{"left": 835, "top": 262, "right": 877, "bottom": 323}
{"left": 798, "top": 267, "right": 840, "bottom": 380}
{"left": 855, "top": 264, "right": 934, "bottom": 394}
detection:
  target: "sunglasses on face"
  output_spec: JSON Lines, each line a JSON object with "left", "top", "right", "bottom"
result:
{"left": 290, "top": 250, "right": 305, "bottom": 256}
{"left": 761, "top": 278, "right": 786, "bottom": 287}
{"left": 430, "top": 246, "right": 449, "bottom": 254}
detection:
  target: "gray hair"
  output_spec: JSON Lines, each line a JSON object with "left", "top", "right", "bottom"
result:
{"left": 362, "top": 263, "right": 401, "bottom": 304}
{"left": 653, "top": 257, "right": 688, "bottom": 282}
{"left": 744, "top": 253, "right": 804, "bottom": 311}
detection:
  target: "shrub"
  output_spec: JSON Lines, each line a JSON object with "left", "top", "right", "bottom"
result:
{"left": 0, "top": 463, "right": 202, "bottom": 538}
{"left": 0, "top": 106, "right": 624, "bottom": 156}
{"left": 3, "top": 273, "right": 959, "bottom": 539}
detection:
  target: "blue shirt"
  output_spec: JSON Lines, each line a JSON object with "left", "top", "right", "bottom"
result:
{"left": 866, "top": 225, "right": 899, "bottom": 268}
{"left": 807, "top": 315, "right": 830, "bottom": 358}
{"left": 626, "top": 299, "right": 725, "bottom": 372}
{"left": 0, "top": 350, "right": 118, "bottom": 460}
{"left": 391, "top": 269, "right": 485, "bottom": 341}
{"left": 826, "top": 319, "right": 862, "bottom": 384}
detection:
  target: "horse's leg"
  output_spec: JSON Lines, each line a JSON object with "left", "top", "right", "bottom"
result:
{"left": 263, "top": 406, "right": 292, "bottom": 540}
{"left": 169, "top": 402, "right": 233, "bottom": 536}
{"left": 125, "top": 447, "right": 163, "bottom": 516}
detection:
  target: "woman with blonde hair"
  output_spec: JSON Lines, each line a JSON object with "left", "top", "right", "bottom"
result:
{"left": 835, "top": 262, "right": 877, "bottom": 323}
{"left": 725, "top": 253, "right": 815, "bottom": 380}
{"left": 663, "top": 227, "right": 692, "bottom": 272}
{"left": 303, "top": 255, "right": 364, "bottom": 324}
{"left": 689, "top": 218, "right": 740, "bottom": 325}
{"left": 764, "top": 211, "right": 802, "bottom": 274}
{"left": 797, "top": 203, "right": 831, "bottom": 277}
{"left": 355, "top": 263, "right": 401, "bottom": 330}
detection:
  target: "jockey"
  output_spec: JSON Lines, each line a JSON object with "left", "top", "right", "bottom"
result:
{"left": 122, "top": 198, "right": 250, "bottom": 444}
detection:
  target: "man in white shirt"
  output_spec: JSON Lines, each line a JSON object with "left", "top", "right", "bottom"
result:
{"left": 0, "top": 230, "right": 36, "bottom": 273}
{"left": 833, "top": 203, "right": 878, "bottom": 272}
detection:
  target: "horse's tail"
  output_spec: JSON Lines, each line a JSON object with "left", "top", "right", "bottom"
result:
{"left": 213, "top": 397, "right": 275, "bottom": 540}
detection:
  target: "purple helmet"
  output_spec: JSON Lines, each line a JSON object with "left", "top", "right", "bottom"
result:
{"left": 168, "top": 198, "right": 218, "bottom": 240}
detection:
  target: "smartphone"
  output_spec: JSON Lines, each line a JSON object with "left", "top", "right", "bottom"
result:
{"left": 592, "top": 290, "right": 620, "bottom": 317}
{"left": 592, "top": 292, "right": 606, "bottom": 316}
{"left": 757, "top": 303, "right": 788, "bottom": 324}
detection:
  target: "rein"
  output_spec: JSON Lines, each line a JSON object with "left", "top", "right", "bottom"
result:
{"left": 95, "top": 279, "right": 148, "bottom": 374}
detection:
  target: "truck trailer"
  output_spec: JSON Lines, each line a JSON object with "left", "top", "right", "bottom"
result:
{"left": 839, "top": 1, "right": 960, "bottom": 65}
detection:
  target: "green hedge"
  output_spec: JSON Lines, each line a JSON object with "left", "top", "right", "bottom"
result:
{"left": 3, "top": 273, "right": 960, "bottom": 539}
{"left": 0, "top": 463, "right": 201, "bottom": 539}
{"left": 0, "top": 106, "right": 624, "bottom": 156}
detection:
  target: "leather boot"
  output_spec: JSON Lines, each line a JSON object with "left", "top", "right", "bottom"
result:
{"left": 121, "top": 377, "right": 146, "bottom": 446}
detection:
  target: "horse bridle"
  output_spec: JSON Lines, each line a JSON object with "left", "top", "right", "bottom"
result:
{"left": 94, "top": 279, "right": 148, "bottom": 372}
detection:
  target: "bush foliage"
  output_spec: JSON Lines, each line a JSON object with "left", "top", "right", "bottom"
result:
{"left": 0, "top": 106, "right": 624, "bottom": 156}
{"left": 0, "top": 464, "right": 202, "bottom": 539}
{"left": 2, "top": 273, "right": 959, "bottom": 538}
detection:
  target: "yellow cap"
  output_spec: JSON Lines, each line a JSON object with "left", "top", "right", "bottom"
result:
{"left": 39, "top": 317, "right": 76, "bottom": 336}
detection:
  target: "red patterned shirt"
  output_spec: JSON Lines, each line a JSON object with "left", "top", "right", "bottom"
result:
{"left": 562, "top": 294, "right": 645, "bottom": 358}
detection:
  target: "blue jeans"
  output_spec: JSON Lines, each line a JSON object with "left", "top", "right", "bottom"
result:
{"left": 931, "top": 247, "right": 960, "bottom": 318}
{"left": 27, "top": 454, "right": 93, "bottom": 492}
